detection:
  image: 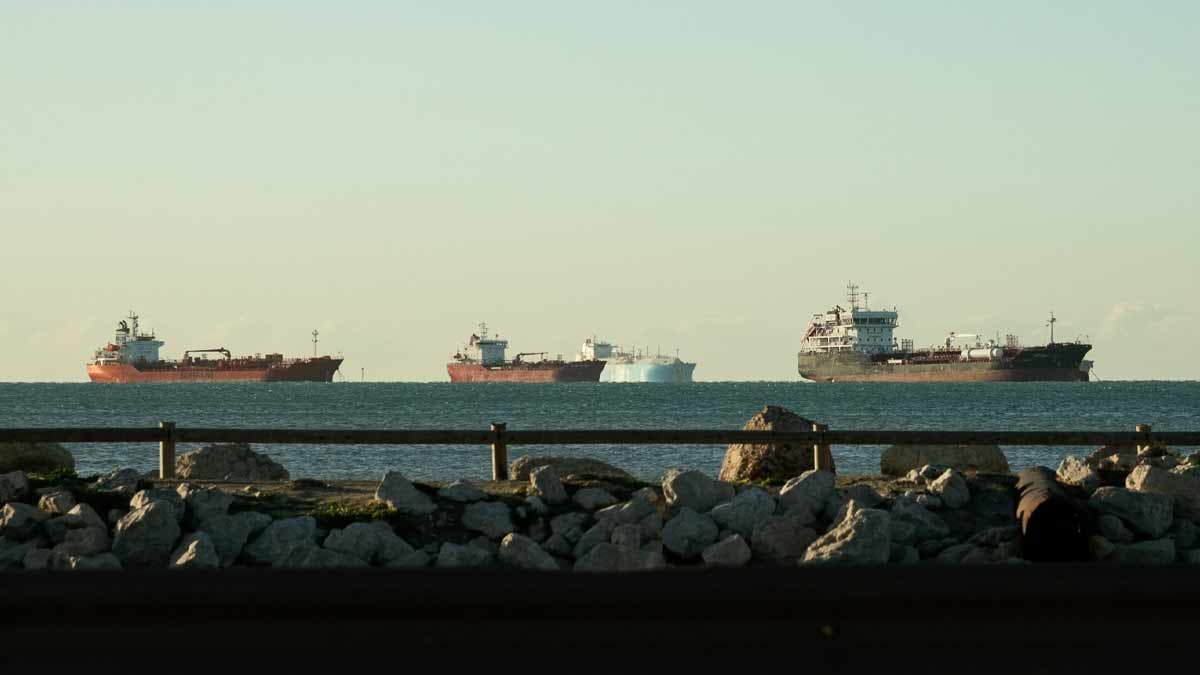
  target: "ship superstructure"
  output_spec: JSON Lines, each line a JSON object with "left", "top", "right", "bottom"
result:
{"left": 447, "top": 323, "right": 605, "bottom": 383}
{"left": 797, "top": 284, "right": 1093, "bottom": 383}
{"left": 578, "top": 338, "right": 696, "bottom": 383}
{"left": 87, "top": 312, "right": 342, "bottom": 383}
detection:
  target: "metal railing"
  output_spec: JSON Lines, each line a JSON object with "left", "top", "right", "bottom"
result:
{"left": 3, "top": 422, "right": 1198, "bottom": 480}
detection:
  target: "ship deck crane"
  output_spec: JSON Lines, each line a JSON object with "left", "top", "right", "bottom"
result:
{"left": 184, "top": 348, "right": 232, "bottom": 360}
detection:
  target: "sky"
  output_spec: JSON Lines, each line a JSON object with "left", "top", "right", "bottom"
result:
{"left": 2, "top": 1, "right": 1197, "bottom": 381}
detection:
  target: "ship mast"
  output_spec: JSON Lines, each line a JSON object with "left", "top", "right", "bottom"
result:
{"left": 846, "top": 282, "right": 861, "bottom": 311}
{"left": 312, "top": 329, "right": 319, "bottom": 357}
{"left": 1046, "top": 312, "right": 1056, "bottom": 345}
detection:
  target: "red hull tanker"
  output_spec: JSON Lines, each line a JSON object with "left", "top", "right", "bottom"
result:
{"left": 447, "top": 324, "right": 605, "bottom": 383}
{"left": 87, "top": 312, "right": 342, "bottom": 383}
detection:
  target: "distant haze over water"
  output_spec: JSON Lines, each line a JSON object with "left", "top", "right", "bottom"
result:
{"left": 3, "top": 382, "right": 1197, "bottom": 480}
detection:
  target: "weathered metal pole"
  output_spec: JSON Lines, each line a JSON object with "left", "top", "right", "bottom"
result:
{"left": 159, "top": 421, "right": 176, "bottom": 479}
{"left": 490, "top": 422, "right": 508, "bottom": 481}
{"left": 812, "top": 422, "right": 834, "bottom": 472}
{"left": 1136, "top": 423, "right": 1152, "bottom": 455}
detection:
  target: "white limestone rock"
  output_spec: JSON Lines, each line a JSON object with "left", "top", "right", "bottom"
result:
{"left": 750, "top": 514, "right": 818, "bottom": 564}
{"left": 437, "top": 480, "right": 487, "bottom": 503}
{"left": 112, "top": 501, "right": 182, "bottom": 568}
{"left": 462, "top": 501, "right": 515, "bottom": 539}
{"left": 53, "top": 526, "right": 110, "bottom": 558}
{"left": 1057, "top": 456, "right": 1102, "bottom": 495}
{"left": 662, "top": 469, "right": 734, "bottom": 513}
{"left": 93, "top": 468, "right": 142, "bottom": 495}
{"left": 803, "top": 503, "right": 892, "bottom": 565}
{"left": 498, "top": 532, "right": 559, "bottom": 570}
{"left": 572, "top": 488, "right": 619, "bottom": 511}
{"left": 198, "top": 511, "right": 272, "bottom": 566}
{"left": 529, "top": 466, "right": 568, "bottom": 505}
{"left": 778, "top": 470, "right": 836, "bottom": 517}
{"left": 169, "top": 532, "right": 220, "bottom": 569}
{"left": 36, "top": 489, "right": 76, "bottom": 515}
{"left": 889, "top": 501, "right": 950, "bottom": 541}
{"left": 928, "top": 469, "right": 971, "bottom": 510}
{"left": 243, "top": 516, "right": 317, "bottom": 565}
{"left": 574, "top": 543, "right": 667, "bottom": 572}
{"left": 130, "top": 488, "right": 186, "bottom": 523}
{"left": 436, "top": 542, "right": 494, "bottom": 567}
{"left": 1089, "top": 487, "right": 1172, "bottom": 539}
{"left": 701, "top": 534, "right": 752, "bottom": 567}
{"left": 175, "top": 483, "right": 234, "bottom": 525}
{"left": 662, "top": 507, "right": 719, "bottom": 559}
{"left": 709, "top": 486, "right": 776, "bottom": 539}
{"left": 1127, "top": 464, "right": 1200, "bottom": 523}
{"left": 374, "top": 471, "right": 436, "bottom": 515}
{"left": 611, "top": 523, "right": 641, "bottom": 549}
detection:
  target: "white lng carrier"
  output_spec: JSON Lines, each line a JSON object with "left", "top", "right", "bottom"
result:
{"left": 578, "top": 338, "right": 696, "bottom": 383}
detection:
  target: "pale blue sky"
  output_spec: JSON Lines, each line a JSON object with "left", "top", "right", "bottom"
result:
{"left": 2, "top": 2, "right": 1197, "bottom": 381}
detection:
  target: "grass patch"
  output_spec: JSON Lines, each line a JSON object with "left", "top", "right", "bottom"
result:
{"left": 309, "top": 499, "right": 398, "bottom": 529}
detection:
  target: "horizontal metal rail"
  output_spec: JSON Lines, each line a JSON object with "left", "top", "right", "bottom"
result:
{"left": 2, "top": 427, "right": 1199, "bottom": 446}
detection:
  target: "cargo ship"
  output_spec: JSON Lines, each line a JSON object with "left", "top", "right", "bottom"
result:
{"left": 447, "top": 324, "right": 605, "bottom": 383}
{"left": 87, "top": 312, "right": 343, "bottom": 383}
{"left": 797, "top": 284, "right": 1093, "bottom": 383}
{"left": 578, "top": 338, "right": 696, "bottom": 383}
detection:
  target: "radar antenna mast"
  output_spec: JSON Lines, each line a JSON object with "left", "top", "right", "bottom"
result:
{"left": 312, "top": 330, "right": 319, "bottom": 357}
{"left": 1046, "top": 313, "right": 1056, "bottom": 345}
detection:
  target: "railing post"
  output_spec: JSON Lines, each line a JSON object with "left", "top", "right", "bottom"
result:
{"left": 491, "top": 422, "right": 508, "bottom": 481}
{"left": 159, "top": 421, "right": 177, "bottom": 480}
{"left": 812, "top": 422, "right": 834, "bottom": 473}
{"left": 1136, "top": 423, "right": 1152, "bottom": 455}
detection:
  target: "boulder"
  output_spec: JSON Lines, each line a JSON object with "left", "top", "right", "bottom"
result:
{"left": 368, "top": 522, "right": 418, "bottom": 565}
{"left": 661, "top": 508, "right": 719, "bottom": 559}
{"left": 880, "top": 445, "right": 1009, "bottom": 477}
{"left": 574, "top": 543, "right": 667, "bottom": 572}
{"left": 550, "top": 512, "right": 589, "bottom": 543}
{"left": 436, "top": 542, "right": 494, "bottom": 567}
{"left": 68, "top": 553, "right": 123, "bottom": 570}
{"left": 1170, "top": 520, "right": 1199, "bottom": 550}
{"left": 778, "top": 470, "right": 835, "bottom": 516}
{"left": 176, "top": 443, "right": 289, "bottom": 481}
{"left": 0, "top": 539, "right": 36, "bottom": 570}
{"left": 1126, "top": 465, "right": 1200, "bottom": 522}
{"left": 36, "top": 490, "right": 76, "bottom": 515}
{"left": 53, "top": 526, "right": 110, "bottom": 557}
{"left": 701, "top": 534, "right": 752, "bottom": 567}
{"left": 889, "top": 501, "right": 950, "bottom": 541}
{"left": 1057, "top": 456, "right": 1102, "bottom": 495}
{"left": 0, "top": 470, "right": 29, "bottom": 503}
{"left": 572, "top": 488, "right": 619, "bottom": 511}
{"left": 0, "top": 442, "right": 74, "bottom": 474}
{"left": 243, "top": 516, "right": 317, "bottom": 565}
{"left": 175, "top": 484, "right": 234, "bottom": 525}
{"left": 640, "top": 513, "right": 663, "bottom": 540}
{"left": 1, "top": 502, "right": 48, "bottom": 541}
{"left": 437, "top": 480, "right": 487, "bottom": 503}
{"left": 197, "top": 511, "right": 273, "bottom": 566}
{"left": 915, "top": 493, "right": 943, "bottom": 510}
{"left": 276, "top": 543, "right": 367, "bottom": 569}
{"left": 594, "top": 489, "right": 658, "bottom": 525}
{"left": 529, "top": 466, "right": 568, "bottom": 505}
{"left": 112, "top": 501, "right": 182, "bottom": 568}
{"left": 928, "top": 469, "right": 971, "bottom": 510}
{"left": 374, "top": 471, "right": 436, "bottom": 515}
{"left": 63, "top": 503, "right": 106, "bottom": 531}
{"left": 385, "top": 550, "right": 431, "bottom": 569}
{"left": 462, "top": 502, "right": 515, "bottom": 539}
{"left": 23, "top": 547, "right": 52, "bottom": 570}
{"left": 719, "top": 406, "right": 828, "bottom": 483}
{"left": 611, "top": 524, "right": 641, "bottom": 549}
{"left": 323, "top": 522, "right": 387, "bottom": 564}
{"left": 541, "top": 533, "right": 573, "bottom": 557}
{"left": 1097, "top": 514, "right": 1134, "bottom": 544}
{"left": 1089, "top": 487, "right": 1172, "bottom": 538}
{"left": 1088, "top": 535, "right": 1115, "bottom": 561}
{"left": 750, "top": 514, "right": 818, "bottom": 563}
{"left": 803, "top": 503, "right": 891, "bottom": 565}
{"left": 573, "top": 519, "right": 616, "bottom": 559}
{"left": 844, "top": 484, "right": 884, "bottom": 508}
{"left": 498, "top": 533, "right": 559, "bottom": 570}
{"left": 889, "top": 519, "right": 916, "bottom": 545}
{"left": 129, "top": 488, "right": 186, "bottom": 523}
{"left": 708, "top": 486, "right": 776, "bottom": 539}
{"left": 93, "top": 468, "right": 143, "bottom": 495}
{"left": 169, "top": 532, "right": 220, "bottom": 569}
{"left": 524, "top": 495, "right": 549, "bottom": 515}
{"left": 509, "top": 456, "right": 634, "bottom": 482}
{"left": 1109, "top": 539, "right": 1176, "bottom": 564}
{"left": 662, "top": 469, "right": 734, "bottom": 513}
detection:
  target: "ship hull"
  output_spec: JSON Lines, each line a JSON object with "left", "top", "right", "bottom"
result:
{"left": 602, "top": 361, "right": 696, "bottom": 383}
{"left": 798, "top": 344, "right": 1091, "bottom": 383}
{"left": 447, "top": 360, "right": 605, "bottom": 383}
{"left": 87, "top": 358, "right": 343, "bottom": 383}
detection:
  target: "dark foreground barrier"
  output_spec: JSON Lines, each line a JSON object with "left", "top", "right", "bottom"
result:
{"left": 3, "top": 566, "right": 1199, "bottom": 672}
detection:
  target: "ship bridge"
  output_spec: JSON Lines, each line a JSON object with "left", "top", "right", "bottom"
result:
{"left": 799, "top": 284, "right": 899, "bottom": 356}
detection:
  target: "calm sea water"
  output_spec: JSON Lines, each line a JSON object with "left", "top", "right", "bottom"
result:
{"left": 1, "top": 382, "right": 1197, "bottom": 481}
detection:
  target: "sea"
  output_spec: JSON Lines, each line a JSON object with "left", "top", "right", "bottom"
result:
{"left": 1, "top": 381, "right": 1197, "bottom": 481}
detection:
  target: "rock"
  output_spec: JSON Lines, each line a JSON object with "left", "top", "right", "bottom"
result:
{"left": 719, "top": 406, "right": 829, "bottom": 482}
{"left": 175, "top": 484, "right": 235, "bottom": 525}
{"left": 573, "top": 519, "right": 616, "bottom": 559}
{"left": 276, "top": 543, "right": 367, "bottom": 569}
{"left": 1182, "top": 549, "right": 1200, "bottom": 565}
{"left": 36, "top": 490, "right": 76, "bottom": 515}
{"left": 889, "top": 519, "right": 917, "bottom": 545}
{"left": 702, "top": 534, "right": 752, "bottom": 567}
{"left": 550, "top": 512, "right": 589, "bottom": 542}
{"left": 243, "top": 516, "right": 317, "bottom": 565}
{"left": 778, "top": 470, "right": 836, "bottom": 516}
{"left": 1089, "top": 487, "right": 1172, "bottom": 538}
{"left": 934, "top": 543, "right": 977, "bottom": 564}
{"left": 528, "top": 465, "right": 568, "bottom": 505}
{"left": 662, "top": 469, "right": 734, "bottom": 514}
{"left": 844, "top": 483, "right": 884, "bottom": 508}
{"left": 803, "top": 503, "right": 891, "bottom": 565}
{"left": 23, "top": 547, "right": 52, "bottom": 570}
{"left": 1057, "top": 456, "right": 1102, "bottom": 495}
{"left": 1097, "top": 514, "right": 1134, "bottom": 544}
{"left": 197, "top": 511, "right": 272, "bottom": 566}
{"left": 0, "top": 470, "right": 29, "bottom": 503}
{"left": 1110, "top": 539, "right": 1176, "bottom": 564}
{"left": 639, "top": 513, "right": 663, "bottom": 540}
{"left": 611, "top": 524, "right": 641, "bottom": 549}
{"left": 462, "top": 501, "right": 515, "bottom": 539}
{"left": 169, "top": 532, "right": 219, "bottom": 569}
{"left": 928, "top": 469, "right": 971, "bottom": 509}
{"left": 0, "top": 540, "right": 34, "bottom": 570}
{"left": 374, "top": 471, "right": 436, "bottom": 515}
{"left": 176, "top": 442, "right": 289, "bottom": 481}
{"left": 968, "top": 476, "right": 1020, "bottom": 527}
{"left": 0, "top": 443, "right": 74, "bottom": 474}
{"left": 112, "top": 501, "right": 182, "bottom": 568}
{"left": 914, "top": 494, "right": 943, "bottom": 510}
{"left": 93, "top": 468, "right": 142, "bottom": 495}
{"left": 53, "top": 526, "right": 110, "bottom": 557}
{"left": 880, "top": 445, "right": 1009, "bottom": 477}
{"left": 574, "top": 543, "right": 667, "bottom": 572}
{"left": 661, "top": 508, "right": 719, "bottom": 559}
{"left": 1088, "top": 535, "right": 1115, "bottom": 561}
{"left": 594, "top": 489, "right": 658, "bottom": 525}
{"left": 1, "top": 502, "right": 47, "bottom": 541}
{"left": 385, "top": 550, "right": 431, "bottom": 568}
{"left": 436, "top": 542, "right": 494, "bottom": 567}
{"left": 323, "top": 522, "right": 387, "bottom": 564}
{"left": 498, "top": 533, "right": 559, "bottom": 570}
{"left": 369, "top": 522, "right": 418, "bottom": 564}
{"left": 437, "top": 480, "right": 487, "bottom": 503}
{"left": 573, "top": 488, "right": 619, "bottom": 511}
{"left": 1127, "top": 465, "right": 1200, "bottom": 522}
{"left": 1170, "top": 520, "right": 1199, "bottom": 550}
{"left": 509, "top": 456, "right": 634, "bottom": 482}
{"left": 68, "top": 553, "right": 122, "bottom": 570}
{"left": 129, "top": 488, "right": 186, "bottom": 523}
{"left": 750, "top": 514, "right": 818, "bottom": 563}
{"left": 541, "top": 533, "right": 573, "bottom": 557}
{"left": 708, "top": 486, "right": 776, "bottom": 539}
{"left": 524, "top": 495, "right": 549, "bottom": 514}
{"left": 966, "top": 525, "right": 1020, "bottom": 548}
{"left": 890, "top": 501, "right": 951, "bottom": 541}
